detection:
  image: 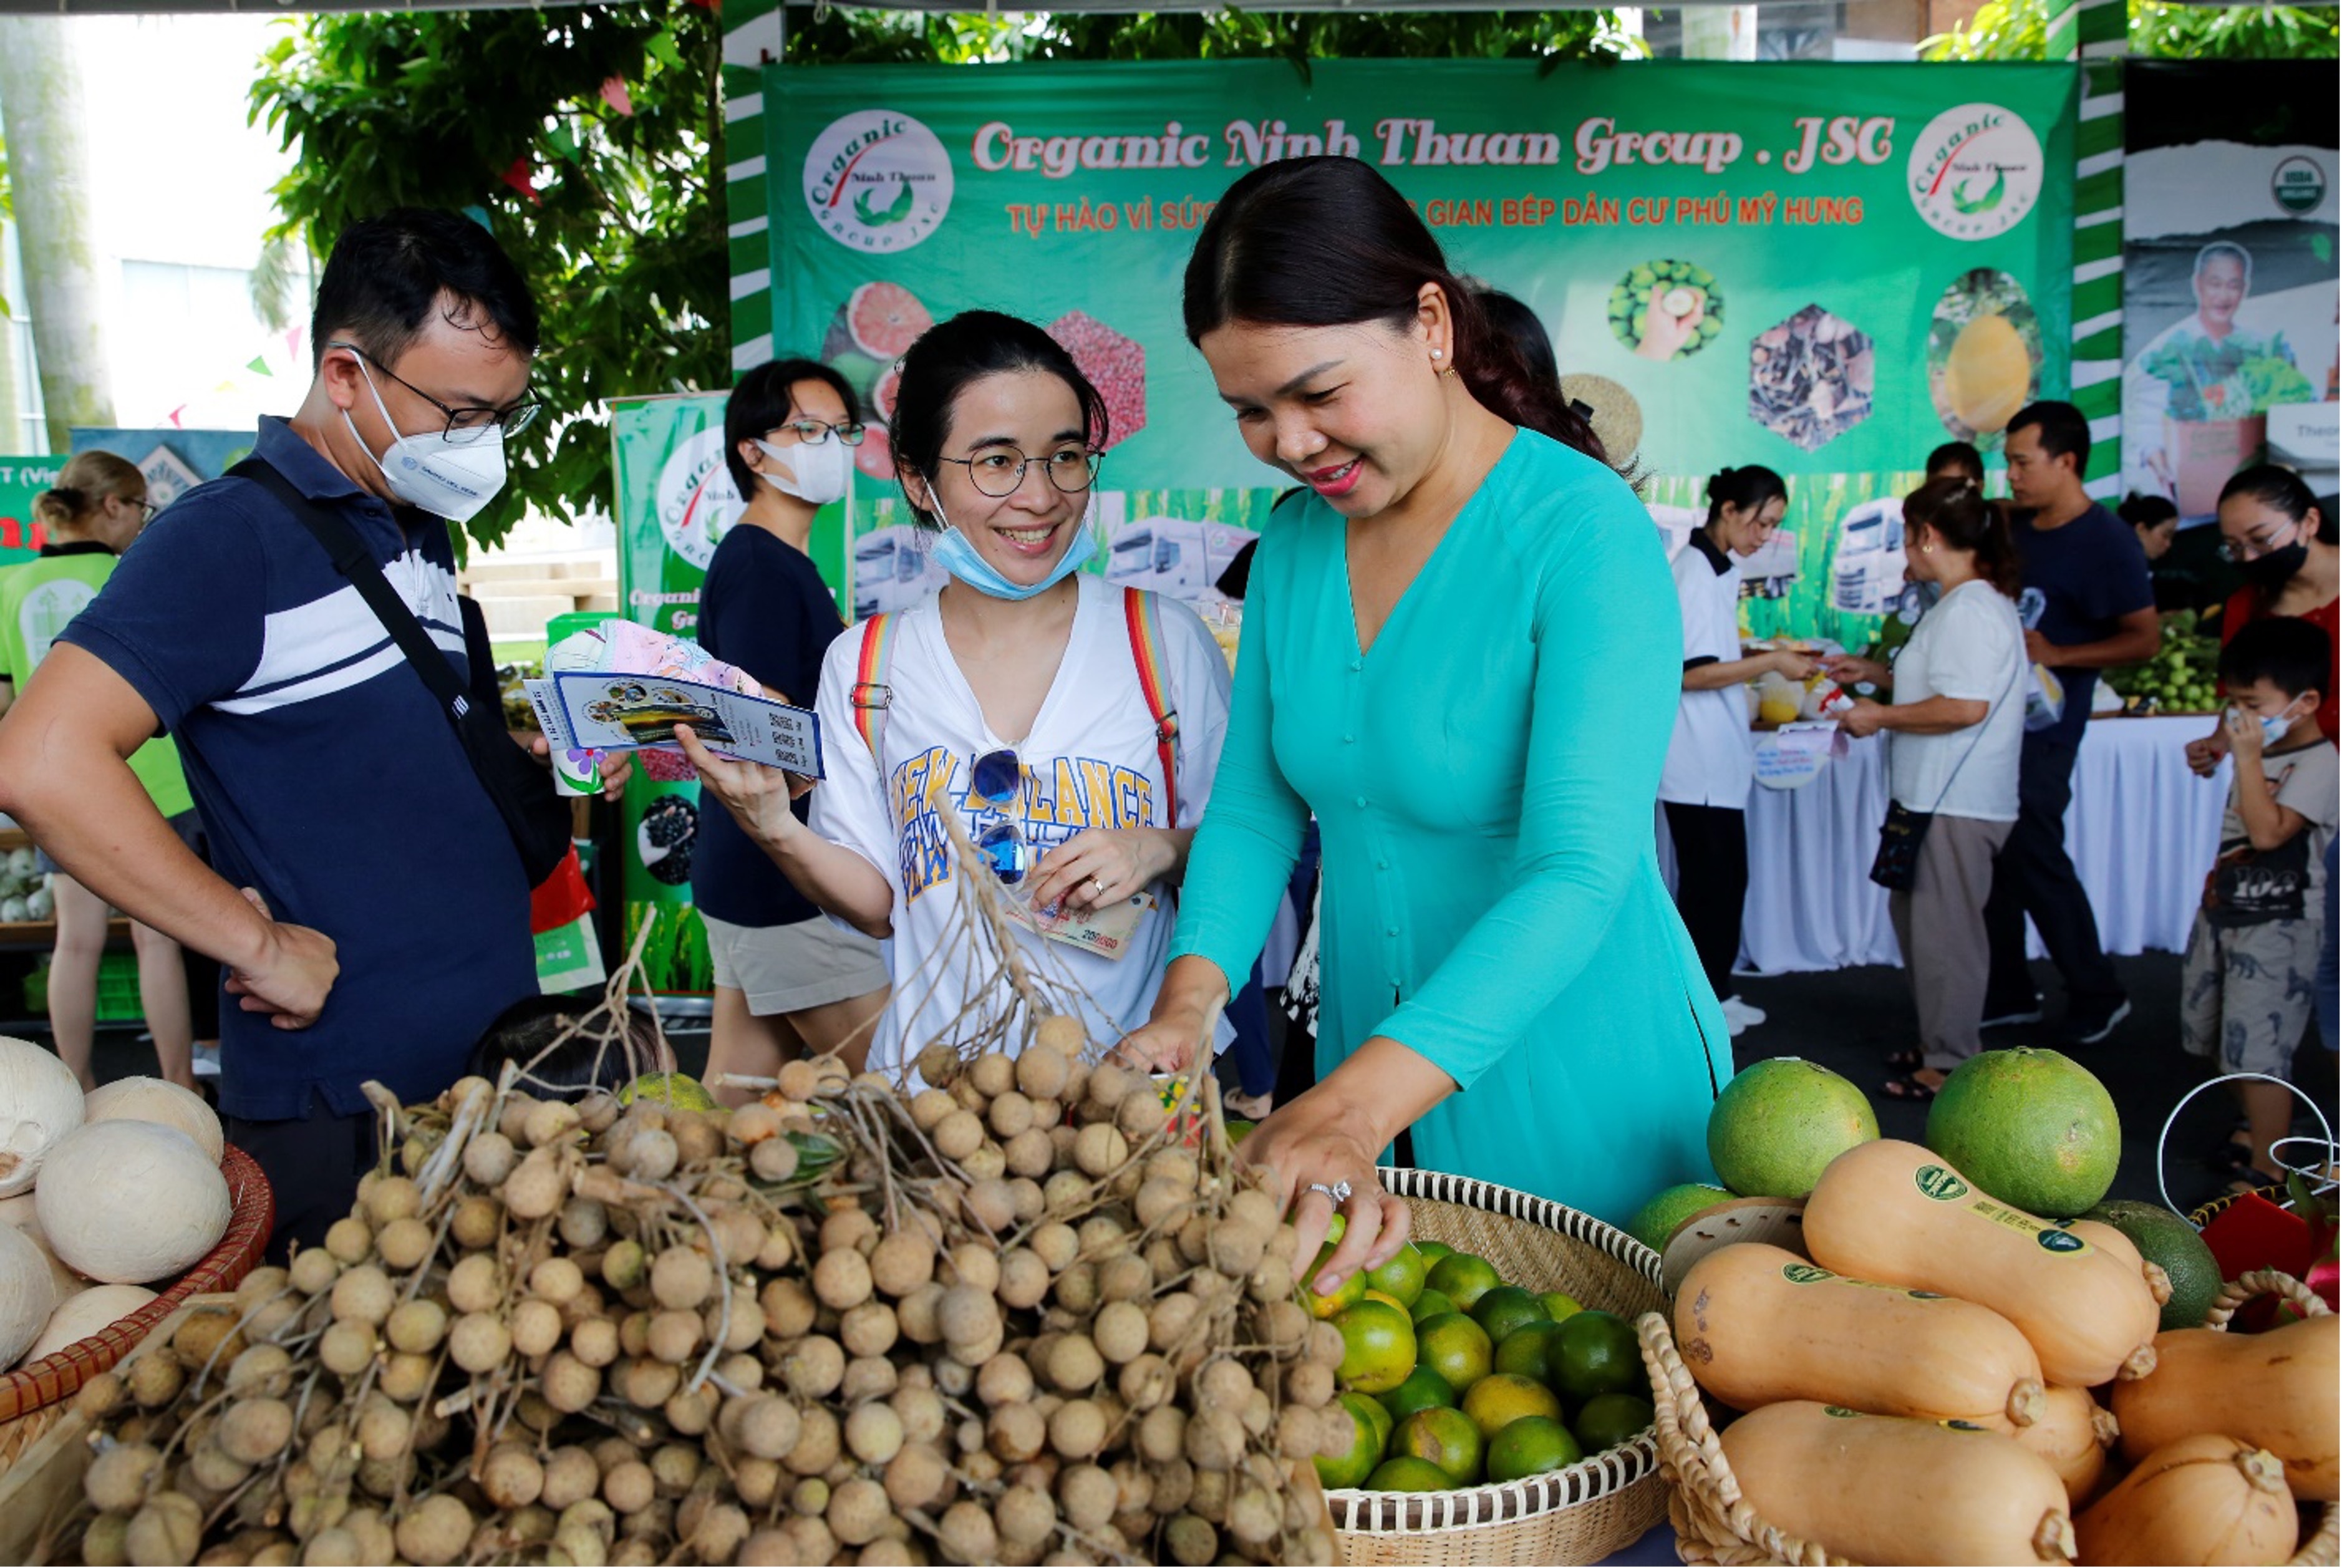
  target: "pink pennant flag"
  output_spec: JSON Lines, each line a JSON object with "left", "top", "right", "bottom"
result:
{"left": 166, "top": 405, "right": 186, "bottom": 429}
{"left": 599, "top": 75, "right": 634, "bottom": 117}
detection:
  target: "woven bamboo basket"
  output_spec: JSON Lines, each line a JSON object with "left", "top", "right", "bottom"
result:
{"left": 1639, "top": 1269, "right": 2336, "bottom": 1567}
{"left": 1327, "top": 1168, "right": 1670, "bottom": 1567}
{"left": 0, "top": 1143, "right": 273, "bottom": 1471}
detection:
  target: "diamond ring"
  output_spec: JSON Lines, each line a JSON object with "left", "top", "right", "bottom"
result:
{"left": 1305, "top": 1180, "right": 1353, "bottom": 1206}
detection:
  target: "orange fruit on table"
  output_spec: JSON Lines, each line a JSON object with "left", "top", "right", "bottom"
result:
{"left": 1492, "top": 1320, "right": 1565, "bottom": 1385}
{"left": 1461, "top": 1372, "right": 1565, "bottom": 1441}
{"left": 1410, "top": 1288, "right": 1457, "bottom": 1324}
{"left": 1539, "top": 1290, "right": 1585, "bottom": 1325}
{"left": 1363, "top": 1289, "right": 1409, "bottom": 1314}
{"left": 1366, "top": 1456, "right": 1453, "bottom": 1492}
{"left": 1392, "top": 1405, "right": 1486, "bottom": 1487}
{"left": 1425, "top": 1252, "right": 1501, "bottom": 1312}
{"left": 1471, "top": 1284, "right": 1551, "bottom": 1347}
{"left": 1315, "top": 1390, "right": 1390, "bottom": 1489}
{"left": 1413, "top": 1312, "right": 1493, "bottom": 1394}
{"left": 1365, "top": 1242, "right": 1428, "bottom": 1307}
{"left": 1332, "top": 1300, "right": 1417, "bottom": 1395}
{"left": 1551, "top": 1310, "right": 1645, "bottom": 1403}
{"left": 1486, "top": 1415, "right": 1584, "bottom": 1482}
{"left": 1377, "top": 1365, "right": 1456, "bottom": 1427}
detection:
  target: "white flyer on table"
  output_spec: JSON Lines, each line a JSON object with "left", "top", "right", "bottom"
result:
{"left": 526, "top": 671, "right": 825, "bottom": 779}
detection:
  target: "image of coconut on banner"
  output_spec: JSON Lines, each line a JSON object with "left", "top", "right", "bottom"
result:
{"left": 1928, "top": 268, "right": 2046, "bottom": 447}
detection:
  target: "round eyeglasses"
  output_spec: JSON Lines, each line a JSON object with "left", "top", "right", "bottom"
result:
{"left": 939, "top": 447, "right": 1101, "bottom": 500}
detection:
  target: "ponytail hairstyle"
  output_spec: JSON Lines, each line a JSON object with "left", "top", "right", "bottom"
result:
{"left": 1904, "top": 475, "right": 2020, "bottom": 597}
{"left": 1703, "top": 465, "right": 1788, "bottom": 531}
{"left": 32, "top": 450, "right": 144, "bottom": 533}
{"left": 1182, "top": 157, "right": 1608, "bottom": 468}
{"left": 886, "top": 310, "right": 1110, "bottom": 530}
{"left": 2220, "top": 462, "right": 2334, "bottom": 544}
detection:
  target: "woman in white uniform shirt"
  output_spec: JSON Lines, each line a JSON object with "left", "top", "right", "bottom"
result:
{"left": 1661, "top": 466, "right": 1816, "bottom": 1035}
{"left": 683, "top": 312, "right": 1232, "bottom": 1072}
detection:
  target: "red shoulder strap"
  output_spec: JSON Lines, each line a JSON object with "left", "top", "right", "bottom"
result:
{"left": 1123, "top": 587, "right": 1181, "bottom": 828}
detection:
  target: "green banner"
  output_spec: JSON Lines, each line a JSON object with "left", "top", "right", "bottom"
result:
{"left": 0, "top": 458, "right": 67, "bottom": 566}
{"left": 762, "top": 59, "right": 2076, "bottom": 647}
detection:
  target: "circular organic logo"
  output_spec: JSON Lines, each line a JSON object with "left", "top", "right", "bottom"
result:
{"left": 1913, "top": 1164, "right": 1971, "bottom": 1203}
{"left": 654, "top": 429, "right": 744, "bottom": 573}
{"left": 803, "top": 110, "right": 954, "bottom": 254}
{"left": 2036, "top": 1227, "right": 2087, "bottom": 1254}
{"left": 2273, "top": 154, "right": 2328, "bottom": 216}
{"left": 1908, "top": 104, "right": 2044, "bottom": 241}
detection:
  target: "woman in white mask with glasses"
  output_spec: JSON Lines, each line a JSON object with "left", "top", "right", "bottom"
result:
{"left": 682, "top": 314, "right": 1233, "bottom": 1078}
{"left": 692, "top": 360, "right": 893, "bottom": 1098}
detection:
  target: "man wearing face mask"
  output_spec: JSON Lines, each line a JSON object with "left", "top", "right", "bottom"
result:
{"left": 0, "top": 210, "right": 559, "bottom": 1254}
{"left": 690, "top": 360, "right": 891, "bottom": 1100}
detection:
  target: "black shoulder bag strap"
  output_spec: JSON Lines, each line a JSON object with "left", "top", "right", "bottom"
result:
{"left": 228, "top": 458, "right": 571, "bottom": 886}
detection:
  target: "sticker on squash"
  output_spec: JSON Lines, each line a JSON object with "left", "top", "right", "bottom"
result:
{"left": 1781, "top": 1264, "right": 1834, "bottom": 1285}
{"left": 2035, "top": 1228, "right": 2087, "bottom": 1254}
{"left": 1822, "top": 1406, "right": 1864, "bottom": 1420}
{"left": 1912, "top": 1164, "right": 1970, "bottom": 1202}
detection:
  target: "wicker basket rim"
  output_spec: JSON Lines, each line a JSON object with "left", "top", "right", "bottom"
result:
{"left": 0, "top": 1143, "right": 273, "bottom": 1423}
{"left": 1326, "top": 1167, "right": 1665, "bottom": 1531}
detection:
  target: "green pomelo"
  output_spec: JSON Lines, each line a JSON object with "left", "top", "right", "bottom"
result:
{"left": 2086, "top": 1199, "right": 2223, "bottom": 1330}
{"left": 1707, "top": 1058, "right": 1879, "bottom": 1199}
{"left": 1925, "top": 1048, "right": 2119, "bottom": 1219}
{"left": 1624, "top": 1183, "right": 1733, "bottom": 1254}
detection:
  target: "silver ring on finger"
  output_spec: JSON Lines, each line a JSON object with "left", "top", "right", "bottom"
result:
{"left": 1306, "top": 1180, "right": 1353, "bottom": 1206}
{"left": 1091, "top": 875, "right": 1107, "bottom": 899}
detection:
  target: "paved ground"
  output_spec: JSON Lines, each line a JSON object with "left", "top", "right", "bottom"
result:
{"left": 78, "top": 949, "right": 2333, "bottom": 1219}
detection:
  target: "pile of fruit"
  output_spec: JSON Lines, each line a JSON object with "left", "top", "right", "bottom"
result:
{"left": 1637, "top": 1050, "right": 2334, "bottom": 1565}
{"left": 1606, "top": 259, "right": 1723, "bottom": 361}
{"left": 42, "top": 1021, "right": 1347, "bottom": 1566}
{"left": 0, "top": 843, "right": 54, "bottom": 924}
{"left": 2107, "top": 610, "right": 2222, "bottom": 714}
{"left": 1309, "top": 1226, "right": 1653, "bottom": 1495}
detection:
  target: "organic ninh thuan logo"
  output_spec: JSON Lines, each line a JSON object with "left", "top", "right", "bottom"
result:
{"left": 1913, "top": 1164, "right": 1971, "bottom": 1203}
{"left": 1908, "top": 104, "right": 2043, "bottom": 241}
{"left": 805, "top": 110, "right": 955, "bottom": 254}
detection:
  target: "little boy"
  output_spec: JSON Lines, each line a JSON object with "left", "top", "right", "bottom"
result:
{"left": 2182, "top": 616, "right": 2338, "bottom": 1186}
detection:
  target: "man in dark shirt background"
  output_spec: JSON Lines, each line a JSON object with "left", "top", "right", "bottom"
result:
{"left": 1982, "top": 401, "right": 2162, "bottom": 1046}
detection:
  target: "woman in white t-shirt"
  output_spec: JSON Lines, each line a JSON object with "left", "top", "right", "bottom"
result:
{"left": 1829, "top": 478, "right": 2026, "bottom": 1099}
{"left": 1662, "top": 465, "right": 1816, "bottom": 1036}
{"left": 682, "top": 311, "right": 1231, "bottom": 1073}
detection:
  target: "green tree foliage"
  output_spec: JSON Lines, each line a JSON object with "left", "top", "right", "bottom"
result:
{"left": 255, "top": 5, "right": 1633, "bottom": 543}
{"left": 1924, "top": 0, "right": 2338, "bottom": 60}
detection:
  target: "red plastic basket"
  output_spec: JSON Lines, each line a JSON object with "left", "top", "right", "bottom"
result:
{"left": 0, "top": 1142, "right": 274, "bottom": 1428}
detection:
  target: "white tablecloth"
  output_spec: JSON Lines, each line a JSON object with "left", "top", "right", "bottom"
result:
{"left": 1660, "top": 715, "right": 2228, "bottom": 975}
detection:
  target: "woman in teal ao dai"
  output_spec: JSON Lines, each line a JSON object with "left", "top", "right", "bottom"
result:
{"left": 1118, "top": 157, "right": 1731, "bottom": 1287}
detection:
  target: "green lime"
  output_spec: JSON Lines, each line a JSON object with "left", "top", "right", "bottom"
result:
{"left": 1415, "top": 1241, "right": 1454, "bottom": 1266}
{"left": 1391, "top": 1405, "right": 1484, "bottom": 1486}
{"left": 1332, "top": 1300, "right": 1418, "bottom": 1395}
{"left": 1315, "top": 1390, "right": 1388, "bottom": 1489}
{"left": 1492, "top": 1321, "right": 1565, "bottom": 1384}
{"left": 1487, "top": 1415, "right": 1583, "bottom": 1483}
{"left": 1471, "top": 1285, "right": 1551, "bottom": 1347}
{"left": 1377, "top": 1366, "right": 1456, "bottom": 1426}
{"left": 1623, "top": 1183, "right": 1732, "bottom": 1253}
{"left": 1552, "top": 1311, "right": 1644, "bottom": 1403}
{"left": 619, "top": 1072, "right": 717, "bottom": 1111}
{"left": 1461, "top": 1372, "right": 1564, "bottom": 1441}
{"left": 1538, "top": 1291, "right": 1585, "bottom": 1325}
{"left": 1572, "top": 1393, "right": 1656, "bottom": 1454}
{"left": 1365, "top": 1243, "right": 1428, "bottom": 1308}
{"left": 1410, "top": 1288, "right": 1457, "bottom": 1324}
{"left": 1365, "top": 1456, "right": 1453, "bottom": 1492}
{"left": 1425, "top": 1252, "right": 1501, "bottom": 1312}
{"left": 2086, "top": 1199, "right": 2223, "bottom": 1330}
{"left": 1413, "top": 1312, "right": 1493, "bottom": 1395}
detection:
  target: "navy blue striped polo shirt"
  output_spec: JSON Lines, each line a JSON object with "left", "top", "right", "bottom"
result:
{"left": 60, "top": 416, "right": 535, "bottom": 1121}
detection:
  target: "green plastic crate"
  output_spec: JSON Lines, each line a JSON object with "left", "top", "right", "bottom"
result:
{"left": 95, "top": 952, "right": 142, "bottom": 1023}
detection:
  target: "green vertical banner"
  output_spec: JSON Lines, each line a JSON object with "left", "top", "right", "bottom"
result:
{"left": 764, "top": 60, "right": 2075, "bottom": 650}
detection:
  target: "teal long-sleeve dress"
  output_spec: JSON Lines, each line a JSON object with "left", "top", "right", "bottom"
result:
{"left": 1168, "top": 429, "right": 1731, "bottom": 1226}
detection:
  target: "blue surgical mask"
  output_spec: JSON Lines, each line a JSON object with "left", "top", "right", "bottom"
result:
{"left": 2232, "top": 699, "right": 2303, "bottom": 748}
{"left": 927, "top": 495, "right": 1095, "bottom": 601}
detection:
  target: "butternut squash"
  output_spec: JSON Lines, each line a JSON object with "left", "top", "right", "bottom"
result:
{"left": 1803, "top": 1140, "right": 2160, "bottom": 1388}
{"left": 1676, "top": 1242, "right": 2045, "bottom": 1428}
{"left": 2075, "top": 1434, "right": 2298, "bottom": 1565}
{"left": 2059, "top": 1219, "right": 2174, "bottom": 1310}
{"left": 2111, "top": 1312, "right": 2337, "bottom": 1501}
{"left": 2011, "top": 1384, "right": 2119, "bottom": 1504}
{"left": 1717, "top": 1400, "right": 2074, "bottom": 1566}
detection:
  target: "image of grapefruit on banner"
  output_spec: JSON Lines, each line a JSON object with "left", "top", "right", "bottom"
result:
{"left": 846, "top": 282, "right": 932, "bottom": 362}
{"left": 871, "top": 365, "right": 902, "bottom": 423}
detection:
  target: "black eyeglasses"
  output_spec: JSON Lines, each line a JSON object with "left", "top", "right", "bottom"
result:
{"left": 939, "top": 447, "right": 1101, "bottom": 499}
{"left": 329, "top": 341, "right": 543, "bottom": 445}
{"left": 770, "top": 419, "right": 868, "bottom": 448}
{"left": 968, "top": 748, "right": 1028, "bottom": 883}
